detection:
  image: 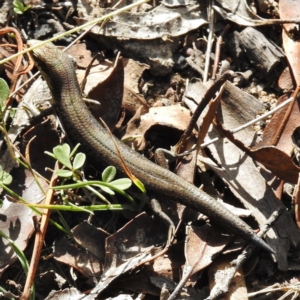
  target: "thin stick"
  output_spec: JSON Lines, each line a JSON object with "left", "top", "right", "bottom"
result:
{"left": 211, "top": 24, "right": 230, "bottom": 79}
{"left": 21, "top": 164, "right": 58, "bottom": 300}
{"left": 203, "top": 0, "right": 215, "bottom": 83}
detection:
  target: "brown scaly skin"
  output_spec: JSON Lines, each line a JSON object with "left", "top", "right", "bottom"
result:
{"left": 29, "top": 41, "right": 274, "bottom": 254}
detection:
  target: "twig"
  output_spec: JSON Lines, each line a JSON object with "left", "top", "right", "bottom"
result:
{"left": 211, "top": 24, "right": 230, "bottom": 80}
{"left": 0, "top": 27, "right": 34, "bottom": 103}
{"left": 203, "top": 0, "right": 215, "bottom": 83}
{"left": 21, "top": 164, "right": 58, "bottom": 300}
{"left": 177, "top": 70, "right": 234, "bottom": 152}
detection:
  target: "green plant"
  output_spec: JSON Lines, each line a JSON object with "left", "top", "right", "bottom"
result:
{"left": 13, "top": 0, "right": 31, "bottom": 14}
{"left": 0, "top": 230, "right": 34, "bottom": 299}
{"left": 0, "top": 78, "right": 9, "bottom": 110}
{"left": 45, "top": 143, "right": 136, "bottom": 209}
{"left": 0, "top": 165, "right": 12, "bottom": 186}
{"left": 46, "top": 143, "right": 85, "bottom": 179}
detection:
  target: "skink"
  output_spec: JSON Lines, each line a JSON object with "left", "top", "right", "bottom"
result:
{"left": 30, "top": 41, "right": 274, "bottom": 253}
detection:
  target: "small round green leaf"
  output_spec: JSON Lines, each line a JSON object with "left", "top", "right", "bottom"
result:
{"left": 72, "top": 153, "right": 86, "bottom": 170}
{"left": 102, "top": 166, "right": 116, "bottom": 182}
{"left": 0, "top": 166, "right": 12, "bottom": 185}
{"left": 109, "top": 178, "right": 132, "bottom": 190}
{"left": 55, "top": 169, "right": 73, "bottom": 178}
{"left": 0, "top": 78, "right": 9, "bottom": 108}
{"left": 99, "top": 185, "right": 115, "bottom": 195}
{"left": 13, "top": 0, "right": 24, "bottom": 13}
{"left": 2, "top": 173, "right": 12, "bottom": 185}
{"left": 14, "top": 6, "right": 23, "bottom": 14}
{"left": 61, "top": 144, "right": 71, "bottom": 156}
{"left": 13, "top": 0, "right": 30, "bottom": 14}
{"left": 53, "top": 144, "right": 72, "bottom": 169}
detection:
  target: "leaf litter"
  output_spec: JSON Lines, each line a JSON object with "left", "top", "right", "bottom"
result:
{"left": 1, "top": 0, "right": 300, "bottom": 299}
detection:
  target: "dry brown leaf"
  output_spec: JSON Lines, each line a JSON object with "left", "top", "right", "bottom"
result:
{"left": 66, "top": 43, "right": 100, "bottom": 69}
{"left": 123, "top": 105, "right": 191, "bottom": 151}
{"left": 250, "top": 94, "right": 300, "bottom": 183}
{"left": 278, "top": 66, "right": 295, "bottom": 91}
{"left": 72, "top": 221, "right": 109, "bottom": 261}
{"left": 253, "top": 94, "right": 297, "bottom": 153}
{"left": 86, "top": 212, "right": 170, "bottom": 298}
{"left": 8, "top": 79, "right": 51, "bottom": 144}
{"left": 247, "top": 144, "right": 299, "bottom": 184}
{"left": 123, "top": 58, "right": 149, "bottom": 114}
{"left": 212, "top": 82, "right": 300, "bottom": 184}
{"left": 75, "top": 1, "right": 207, "bottom": 75}
{"left": 279, "top": 0, "right": 300, "bottom": 86}
{"left": 185, "top": 225, "right": 230, "bottom": 273}
{"left": 81, "top": 57, "right": 124, "bottom": 130}
{"left": 104, "top": 212, "right": 169, "bottom": 272}
{"left": 54, "top": 237, "right": 102, "bottom": 278}
{"left": 219, "top": 124, "right": 300, "bottom": 185}
{"left": 22, "top": 119, "right": 59, "bottom": 176}
{"left": 167, "top": 225, "right": 230, "bottom": 299}
{"left": 153, "top": 245, "right": 185, "bottom": 280}
{"left": 105, "top": 244, "right": 185, "bottom": 297}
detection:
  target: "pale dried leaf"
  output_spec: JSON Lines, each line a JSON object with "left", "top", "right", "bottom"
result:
{"left": 213, "top": 0, "right": 271, "bottom": 27}
{"left": 0, "top": 169, "right": 48, "bottom": 275}
{"left": 208, "top": 254, "right": 247, "bottom": 300}
{"left": 124, "top": 105, "right": 191, "bottom": 151}
{"left": 45, "top": 287, "right": 85, "bottom": 300}
{"left": 91, "top": 3, "right": 207, "bottom": 39}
